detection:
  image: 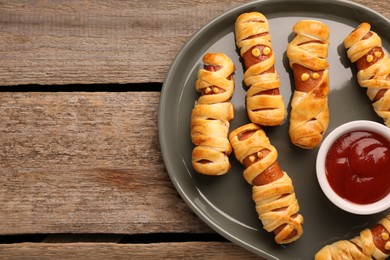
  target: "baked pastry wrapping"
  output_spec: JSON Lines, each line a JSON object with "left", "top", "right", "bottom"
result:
{"left": 229, "top": 123, "right": 304, "bottom": 244}
{"left": 315, "top": 214, "right": 390, "bottom": 260}
{"left": 235, "top": 12, "right": 286, "bottom": 126}
{"left": 191, "top": 52, "right": 235, "bottom": 175}
{"left": 344, "top": 22, "right": 390, "bottom": 127}
{"left": 287, "top": 20, "right": 330, "bottom": 149}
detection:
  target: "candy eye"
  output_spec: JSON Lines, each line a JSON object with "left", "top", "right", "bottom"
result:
{"left": 300, "top": 73, "right": 310, "bottom": 81}
{"left": 366, "top": 54, "right": 374, "bottom": 63}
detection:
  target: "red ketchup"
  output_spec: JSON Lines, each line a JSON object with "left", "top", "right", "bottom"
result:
{"left": 325, "top": 130, "right": 390, "bottom": 204}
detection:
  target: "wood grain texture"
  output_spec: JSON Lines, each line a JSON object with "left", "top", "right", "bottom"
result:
{"left": 0, "top": 92, "right": 210, "bottom": 234}
{"left": 0, "top": 0, "right": 387, "bottom": 86}
{"left": 0, "top": 1, "right": 388, "bottom": 258}
{"left": 0, "top": 242, "right": 259, "bottom": 259}
{"left": 0, "top": 0, "right": 248, "bottom": 86}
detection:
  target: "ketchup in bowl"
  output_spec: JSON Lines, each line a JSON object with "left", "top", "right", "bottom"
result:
{"left": 325, "top": 130, "right": 390, "bottom": 204}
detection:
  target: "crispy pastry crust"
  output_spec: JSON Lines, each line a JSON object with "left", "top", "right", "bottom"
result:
{"left": 344, "top": 22, "right": 390, "bottom": 127}
{"left": 191, "top": 53, "right": 235, "bottom": 175}
{"left": 235, "top": 12, "right": 286, "bottom": 126}
{"left": 287, "top": 20, "right": 330, "bottom": 149}
{"left": 229, "top": 123, "right": 304, "bottom": 244}
{"left": 315, "top": 214, "right": 390, "bottom": 260}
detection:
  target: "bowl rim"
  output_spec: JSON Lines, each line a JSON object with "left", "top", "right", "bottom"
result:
{"left": 316, "top": 120, "right": 390, "bottom": 215}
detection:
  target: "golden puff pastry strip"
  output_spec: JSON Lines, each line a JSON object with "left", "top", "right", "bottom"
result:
{"left": 287, "top": 20, "right": 330, "bottom": 149}
{"left": 191, "top": 102, "right": 233, "bottom": 175}
{"left": 235, "top": 12, "right": 286, "bottom": 126}
{"left": 196, "top": 52, "right": 235, "bottom": 104}
{"left": 344, "top": 22, "right": 390, "bottom": 127}
{"left": 315, "top": 214, "right": 390, "bottom": 260}
{"left": 229, "top": 123, "right": 304, "bottom": 244}
{"left": 191, "top": 53, "right": 235, "bottom": 175}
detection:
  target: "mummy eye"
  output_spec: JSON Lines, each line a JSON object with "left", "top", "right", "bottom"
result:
{"left": 381, "top": 231, "right": 389, "bottom": 240}
{"left": 252, "top": 48, "right": 261, "bottom": 57}
{"left": 263, "top": 47, "right": 271, "bottom": 55}
{"left": 312, "top": 73, "right": 320, "bottom": 79}
{"left": 385, "top": 241, "right": 390, "bottom": 250}
{"left": 366, "top": 54, "right": 374, "bottom": 63}
{"left": 300, "top": 73, "right": 310, "bottom": 82}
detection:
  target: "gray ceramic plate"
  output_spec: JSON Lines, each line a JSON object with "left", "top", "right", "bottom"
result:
{"left": 158, "top": 0, "right": 390, "bottom": 259}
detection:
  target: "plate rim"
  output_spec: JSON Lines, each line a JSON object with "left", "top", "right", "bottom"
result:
{"left": 158, "top": 0, "right": 390, "bottom": 258}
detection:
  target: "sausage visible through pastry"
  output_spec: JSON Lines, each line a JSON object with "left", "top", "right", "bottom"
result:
{"left": 315, "top": 214, "right": 390, "bottom": 260}
{"left": 235, "top": 12, "right": 286, "bottom": 126}
{"left": 191, "top": 52, "right": 235, "bottom": 175}
{"left": 229, "top": 123, "right": 304, "bottom": 244}
{"left": 344, "top": 23, "right": 390, "bottom": 127}
{"left": 287, "top": 20, "right": 330, "bottom": 149}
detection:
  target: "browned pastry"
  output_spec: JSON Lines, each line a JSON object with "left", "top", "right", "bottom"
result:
{"left": 344, "top": 22, "right": 390, "bottom": 127}
{"left": 229, "top": 123, "right": 304, "bottom": 244}
{"left": 287, "top": 20, "right": 330, "bottom": 149}
{"left": 235, "top": 12, "right": 286, "bottom": 126}
{"left": 191, "top": 52, "right": 235, "bottom": 175}
{"left": 315, "top": 214, "right": 390, "bottom": 260}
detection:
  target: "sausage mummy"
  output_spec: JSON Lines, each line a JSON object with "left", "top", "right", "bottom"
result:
{"left": 344, "top": 22, "right": 390, "bottom": 127}
{"left": 315, "top": 214, "right": 390, "bottom": 260}
{"left": 287, "top": 20, "right": 330, "bottom": 149}
{"left": 191, "top": 52, "right": 235, "bottom": 175}
{"left": 235, "top": 12, "right": 286, "bottom": 126}
{"left": 229, "top": 123, "right": 304, "bottom": 244}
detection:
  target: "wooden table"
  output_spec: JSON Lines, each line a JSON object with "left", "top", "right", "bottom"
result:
{"left": 0, "top": 0, "right": 388, "bottom": 259}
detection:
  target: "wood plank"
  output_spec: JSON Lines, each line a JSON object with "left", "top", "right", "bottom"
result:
{"left": 0, "top": 242, "right": 261, "bottom": 259}
{"left": 0, "top": 92, "right": 210, "bottom": 234}
{"left": 0, "top": 0, "right": 248, "bottom": 86}
{"left": 0, "top": 0, "right": 386, "bottom": 86}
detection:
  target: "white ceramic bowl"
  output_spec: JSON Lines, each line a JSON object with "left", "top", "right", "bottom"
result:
{"left": 316, "top": 120, "right": 390, "bottom": 215}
